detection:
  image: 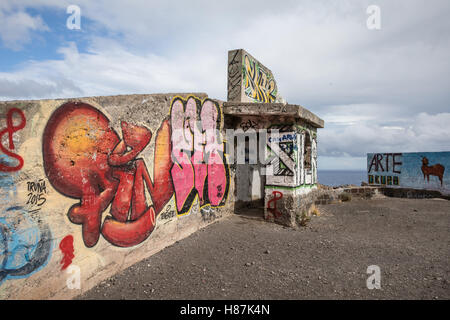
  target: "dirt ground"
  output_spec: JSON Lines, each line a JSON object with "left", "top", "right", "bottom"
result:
{"left": 78, "top": 197, "right": 449, "bottom": 300}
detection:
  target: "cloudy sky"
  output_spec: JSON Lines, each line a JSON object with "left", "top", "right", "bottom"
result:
{"left": 0, "top": 0, "right": 449, "bottom": 170}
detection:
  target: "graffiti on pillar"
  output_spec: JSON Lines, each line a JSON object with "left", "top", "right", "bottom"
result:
{"left": 0, "top": 108, "right": 26, "bottom": 172}
{"left": 275, "top": 141, "right": 295, "bottom": 176}
{"left": 421, "top": 157, "right": 445, "bottom": 186}
{"left": 43, "top": 102, "right": 174, "bottom": 248}
{"left": 227, "top": 50, "right": 241, "bottom": 101}
{"left": 170, "top": 96, "right": 230, "bottom": 216}
{"left": 0, "top": 206, "right": 52, "bottom": 285}
{"left": 26, "top": 179, "right": 47, "bottom": 213}
{"left": 243, "top": 53, "right": 277, "bottom": 103}
{"left": 267, "top": 191, "right": 283, "bottom": 218}
{"left": 266, "top": 124, "right": 318, "bottom": 187}
{"left": 43, "top": 99, "right": 230, "bottom": 248}
{"left": 367, "top": 153, "right": 403, "bottom": 187}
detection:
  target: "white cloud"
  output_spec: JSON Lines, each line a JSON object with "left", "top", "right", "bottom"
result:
{"left": 0, "top": 6, "right": 49, "bottom": 50}
{"left": 0, "top": 40, "right": 222, "bottom": 100}
{"left": 318, "top": 112, "right": 450, "bottom": 158}
{"left": 0, "top": 0, "right": 449, "bottom": 169}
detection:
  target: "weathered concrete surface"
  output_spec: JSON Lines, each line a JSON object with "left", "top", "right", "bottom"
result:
{"left": 78, "top": 198, "right": 450, "bottom": 300}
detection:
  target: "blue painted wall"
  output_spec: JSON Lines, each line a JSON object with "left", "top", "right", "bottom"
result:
{"left": 367, "top": 152, "right": 450, "bottom": 195}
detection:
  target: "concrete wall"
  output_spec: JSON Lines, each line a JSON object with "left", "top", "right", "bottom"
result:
{"left": 367, "top": 152, "right": 449, "bottom": 195}
{"left": 0, "top": 93, "right": 234, "bottom": 299}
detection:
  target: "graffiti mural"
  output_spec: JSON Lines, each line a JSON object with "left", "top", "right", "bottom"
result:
{"left": 0, "top": 206, "right": 52, "bottom": 285}
{"left": 367, "top": 152, "right": 450, "bottom": 194}
{"left": 266, "top": 191, "right": 283, "bottom": 218}
{"left": 265, "top": 124, "right": 318, "bottom": 188}
{"left": 302, "top": 129, "right": 317, "bottom": 185}
{"left": 43, "top": 98, "right": 230, "bottom": 248}
{"left": 227, "top": 49, "right": 285, "bottom": 104}
{"left": 43, "top": 102, "right": 174, "bottom": 248}
{"left": 0, "top": 108, "right": 26, "bottom": 172}
{"left": 421, "top": 157, "right": 445, "bottom": 186}
{"left": 170, "top": 96, "right": 230, "bottom": 216}
{"left": 311, "top": 137, "right": 318, "bottom": 185}
{"left": 243, "top": 53, "right": 278, "bottom": 103}
{"left": 0, "top": 93, "right": 235, "bottom": 297}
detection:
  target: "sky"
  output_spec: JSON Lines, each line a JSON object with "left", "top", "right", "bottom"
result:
{"left": 0, "top": 0, "right": 449, "bottom": 170}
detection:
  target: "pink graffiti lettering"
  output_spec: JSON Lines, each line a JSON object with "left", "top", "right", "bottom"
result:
{"left": 170, "top": 96, "right": 229, "bottom": 215}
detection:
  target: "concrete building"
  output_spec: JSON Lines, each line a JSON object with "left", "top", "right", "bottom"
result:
{"left": 225, "top": 49, "right": 324, "bottom": 226}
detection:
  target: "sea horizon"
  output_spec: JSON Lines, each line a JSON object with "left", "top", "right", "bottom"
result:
{"left": 318, "top": 169, "right": 367, "bottom": 187}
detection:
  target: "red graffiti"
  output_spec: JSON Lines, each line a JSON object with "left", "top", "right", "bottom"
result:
{"left": 59, "top": 235, "right": 74, "bottom": 270}
{"left": 368, "top": 153, "right": 402, "bottom": 174}
{"left": 422, "top": 157, "right": 445, "bottom": 186}
{"left": 170, "top": 96, "right": 229, "bottom": 215}
{"left": 0, "top": 108, "right": 26, "bottom": 172}
{"left": 43, "top": 102, "right": 174, "bottom": 248}
{"left": 267, "top": 191, "right": 283, "bottom": 218}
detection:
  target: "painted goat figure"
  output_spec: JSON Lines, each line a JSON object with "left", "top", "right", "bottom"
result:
{"left": 421, "top": 157, "right": 445, "bottom": 186}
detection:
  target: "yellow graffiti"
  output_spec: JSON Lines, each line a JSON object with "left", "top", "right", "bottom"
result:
{"left": 244, "top": 55, "right": 277, "bottom": 103}
{"left": 63, "top": 116, "right": 100, "bottom": 154}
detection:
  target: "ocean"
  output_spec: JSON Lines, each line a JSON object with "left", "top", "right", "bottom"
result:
{"left": 318, "top": 170, "right": 367, "bottom": 187}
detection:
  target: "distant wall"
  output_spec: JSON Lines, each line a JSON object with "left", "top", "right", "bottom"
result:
{"left": 0, "top": 93, "right": 234, "bottom": 299}
{"left": 367, "top": 152, "right": 450, "bottom": 195}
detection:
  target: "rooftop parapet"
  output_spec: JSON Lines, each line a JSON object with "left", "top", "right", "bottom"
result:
{"left": 223, "top": 102, "right": 324, "bottom": 128}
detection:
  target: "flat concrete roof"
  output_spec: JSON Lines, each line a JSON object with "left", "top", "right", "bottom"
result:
{"left": 223, "top": 102, "right": 324, "bottom": 128}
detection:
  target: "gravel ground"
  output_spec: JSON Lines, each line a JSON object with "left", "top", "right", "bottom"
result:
{"left": 78, "top": 197, "right": 449, "bottom": 300}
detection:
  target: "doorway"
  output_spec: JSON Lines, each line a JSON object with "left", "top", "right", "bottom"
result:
{"left": 235, "top": 131, "right": 265, "bottom": 218}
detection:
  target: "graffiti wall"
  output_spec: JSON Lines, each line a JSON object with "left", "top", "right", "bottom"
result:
{"left": 367, "top": 152, "right": 450, "bottom": 195}
{"left": 266, "top": 131, "right": 300, "bottom": 187}
{"left": 227, "top": 49, "right": 284, "bottom": 104}
{"left": 0, "top": 93, "right": 233, "bottom": 299}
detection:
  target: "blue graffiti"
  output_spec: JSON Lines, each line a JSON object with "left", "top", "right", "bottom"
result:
{"left": 268, "top": 133, "right": 296, "bottom": 143}
{"left": 0, "top": 206, "right": 52, "bottom": 285}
